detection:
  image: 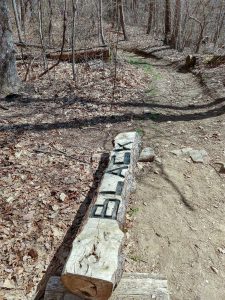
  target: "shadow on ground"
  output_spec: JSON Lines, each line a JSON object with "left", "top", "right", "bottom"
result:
{"left": 1, "top": 96, "right": 225, "bottom": 133}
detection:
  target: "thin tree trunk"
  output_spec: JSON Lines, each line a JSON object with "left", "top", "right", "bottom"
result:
{"left": 118, "top": 0, "right": 128, "bottom": 41}
{"left": 213, "top": 5, "right": 225, "bottom": 46}
{"left": 19, "top": 0, "right": 26, "bottom": 32}
{"left": 71, "top": 0, "right": 78, "bottom": 81}
{"left": 98, "top": 0, "right": 106, "bottom": 45}
{"left": 146, "top": 0, "right": 154, "bottom": 34}
{"left": 48, "top": 0, "right": 53, "bottom": 46}
{"left": 0, "top": 0, "right": 20, "bottom": 96}
{"left": 38, "top": 0, "right": 48, "bottom": 70}
{"left": 170, "top": 0, "right": 181, "bottom": 49}
{"left": 11, "top": 0, "right": 23, "bottom": 43}
{"left": 164, "top": 0, "right": 171, "bottom": 44}
{"left": 112, "top": 2, "right": 120, "bottom": 104}
{"left": 111, "top": 0, "right": 118, "bottom": 28}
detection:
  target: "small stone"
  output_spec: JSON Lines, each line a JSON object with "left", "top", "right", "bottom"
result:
{"left": 171, "top": 149, "right": 182, "bottom": 156}
{"left": 139, "top": 147, "right": 155, "bottom": 162}
{"left": 181, "top": 147, "right": 193, "bottom": 154}
{"left": 143, "top": 202, "right": 147, "bottom": 206}
{"left": 171, "top": 147, "right": 193, "bottom": 156}
{"left": 189, "top": 149, "right": 208, "bottom": 163}
{"left": 155, "top": 157, "right": 162, "bottom": 164}
{"left": 59, "top": 192, "right": 67, "bottom": 202}
{"left": 51, "top": 204, "right": 59, "bottom": 211}
{"left": 218, "top": 247, "right": 225, "bottom": 254}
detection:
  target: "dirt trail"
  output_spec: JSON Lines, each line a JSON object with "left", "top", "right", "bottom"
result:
{"left": 124, "top": 53, "right": 225, "bottom": 300}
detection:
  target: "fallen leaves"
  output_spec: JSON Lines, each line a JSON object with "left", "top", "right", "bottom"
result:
{"left": 0, "top": 55, "right": 151, "bottom": 299}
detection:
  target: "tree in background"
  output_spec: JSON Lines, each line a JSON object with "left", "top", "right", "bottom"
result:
{"left": 118, "top": 0, "right": 128, "bottom": 41}
{"left": 146, "top": 0, "right": 154, "bottom": 34}
{"left": 164, "top": 0, "right": 171, "bottom": 45}
{"left": 98, "top": 0, "right": 106, "bottom": 45}
{"left": 0, "top": 0, "right": 20, "bottom": 97}
{"left": 170, "top": 0, "right": 181, "bottom": 49}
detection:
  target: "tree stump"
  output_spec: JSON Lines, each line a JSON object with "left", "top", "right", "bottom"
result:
{"left": 185, "top": 55, "right": 197, "bottom": 69}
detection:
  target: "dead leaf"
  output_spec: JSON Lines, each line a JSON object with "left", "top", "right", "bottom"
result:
{"left": 2, "top": 279, "right": 15, "bottom": 289}
{"left": 28, "top": 249, "right": 38, "bottom": 260}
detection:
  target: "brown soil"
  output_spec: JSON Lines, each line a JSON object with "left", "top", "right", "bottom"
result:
{"left": 123, "top": 53, "right": 225, "bottom": 300}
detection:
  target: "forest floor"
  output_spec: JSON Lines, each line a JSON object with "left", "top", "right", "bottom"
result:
{"left": 1, "top": 38, "right": 225, "bottom": 299}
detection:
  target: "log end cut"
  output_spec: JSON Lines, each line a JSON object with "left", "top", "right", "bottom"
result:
{"left": 61, "top": 274, "right": 113, "bottom": 300}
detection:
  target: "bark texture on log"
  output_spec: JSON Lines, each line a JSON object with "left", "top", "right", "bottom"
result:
{"left": 46, "top": 47, "right": 110, "bottom": 63}
{"left": 61, "top": 132, "right": 141, "bottom": 300}
{"left": 0, "top": 1, "right": 20, "bottom": 97}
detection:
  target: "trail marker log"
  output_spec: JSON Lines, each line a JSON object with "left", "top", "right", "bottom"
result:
{"left": 61, "top": 132, "right": 141, "bottom": 300}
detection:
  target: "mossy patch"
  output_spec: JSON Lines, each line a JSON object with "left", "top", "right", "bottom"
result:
{"left": 127, "top": 56, "right": 161, "bottom": 80}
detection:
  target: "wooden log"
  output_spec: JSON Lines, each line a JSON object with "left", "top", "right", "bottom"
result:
{"left": 44, "top": 274, "right": 170, "bottom": 300}
{"left": 46, "top": 47, "right": 110, "bottom": 63}
{"left": 110, "top": 273, "right": 170, "bottom": 300}
{"left": 15, "top": 47, "right": 110, "bottom": 63}
{"left": 61, "top": 132, "right": 141, "bottom": 300}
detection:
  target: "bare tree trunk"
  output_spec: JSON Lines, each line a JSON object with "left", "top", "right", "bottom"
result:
{"left": 72, "top": 0, "right": 78, "bottom": 81}
{"left": 196, "top": 26, "right": 204, "bottom": 53}
{"left": 0, "top": 0, "right": 20, "bottom": 96}
{"left": 213, "top": 4, "right": 225, "bottom": 47}
{"left": 111, "top": 0, "right": 118, "bottom": 28}
{"left": 98, "top": 0, "right": 106, "bottom": 45}
{"left": 132, "top": 0, "right": 138, "bottom": 24}
{"left": 164, "top": 0, "right": 171, "bottom": 44}
{"left": 11, "top": 0, "right": 23, "bottom": 43}
{"left": 170, "top": 0, "right": 181, "bottom": 49}
{"left": 38, "top": 0, "right": 48, "bottom": 70}
{"left": 146, "top": 0, "right": 154, "bottom": 34}
{"left": 118, "top": 0, "right": 128, "bottom": 41}
{"left": 48, "top": 0, "right": 53, "bottom": 46}
{"left": 19, "top": 0, "right": 26, "bottom": 32}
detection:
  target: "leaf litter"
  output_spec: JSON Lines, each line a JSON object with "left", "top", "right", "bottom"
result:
{"left": 0, "top": 56, "right": 151, "bottom": 299}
